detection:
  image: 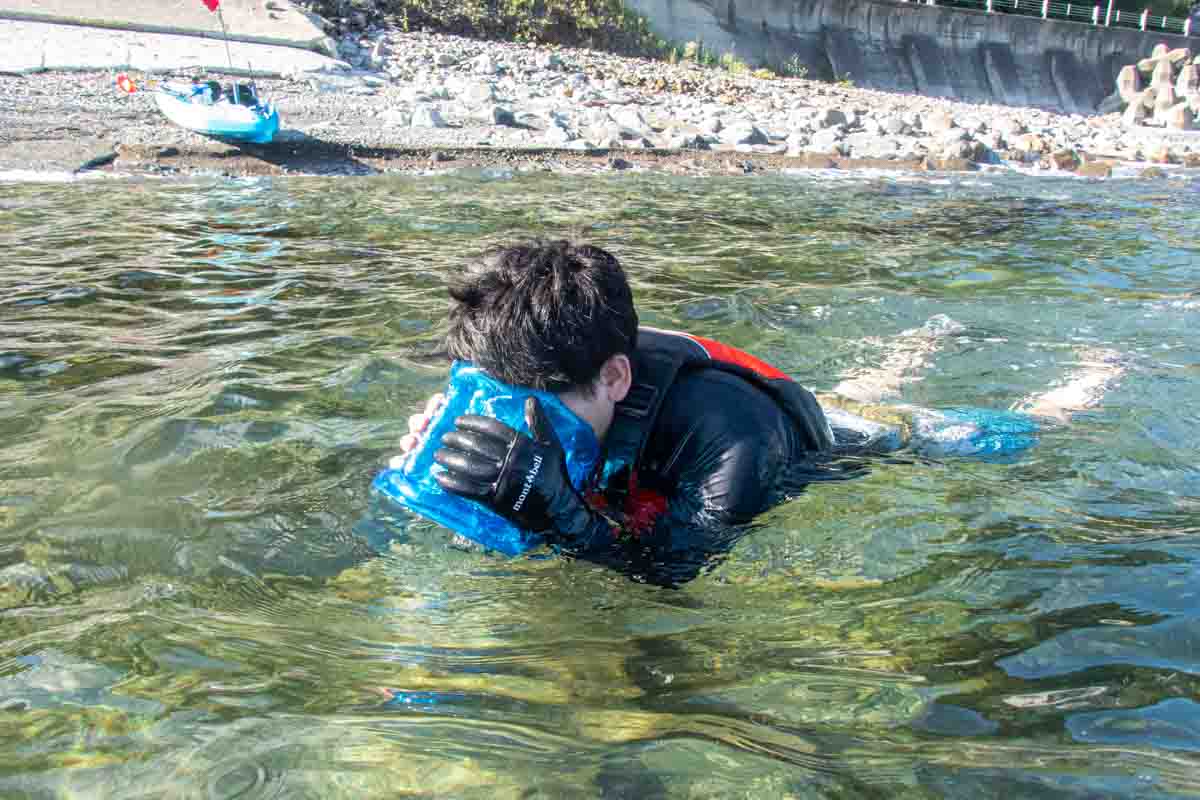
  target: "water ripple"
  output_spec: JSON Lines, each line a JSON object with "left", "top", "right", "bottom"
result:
{"left": 1, "top": 171, "right": 1198, "bottom": 797}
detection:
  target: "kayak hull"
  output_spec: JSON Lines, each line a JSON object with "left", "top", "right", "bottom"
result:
{"left": 154, "top": 83, "right": 280, "bottom": 144}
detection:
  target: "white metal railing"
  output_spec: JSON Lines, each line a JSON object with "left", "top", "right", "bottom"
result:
{"left": 901, "top": 0, "right": 1194, "bottom": 36}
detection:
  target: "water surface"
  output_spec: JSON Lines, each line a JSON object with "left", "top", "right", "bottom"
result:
{"left": 1, "top": 169, "right": 1199, "bottom": 798}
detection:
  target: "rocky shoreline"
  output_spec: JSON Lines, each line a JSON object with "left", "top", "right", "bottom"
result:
{"left": 4, "top": 28, "right": 1200, "bottom": 179}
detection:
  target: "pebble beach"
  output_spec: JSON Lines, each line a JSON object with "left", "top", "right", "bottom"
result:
{"left": 4, "top": 25, "right": 1200, "bottom": 179}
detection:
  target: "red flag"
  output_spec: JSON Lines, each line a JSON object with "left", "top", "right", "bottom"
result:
{"left": 202, "top": 0, "right": 219, "bottom": 11}
{"left": 116, "top": 73, "right": 137, "bottom": 94}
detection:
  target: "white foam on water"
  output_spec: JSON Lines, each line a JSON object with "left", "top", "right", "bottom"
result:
{"left": 1002, "top": 161, "right": 1090, "bottom": 180}
{"left": 0, "top": 169, "right": 130, "bottom": 184}
{"left": 780, "top": 167, "right": 1008, "bottom": 188}
{"left": 779, "top": 167, "right": 845, "bottom": 180}
{"left": 1160, "top": 298, "right": 1200, "bottom": 310}
{"left": 0, "top": 170, "right": 83, "bottom": 184}
{"left": 780, "top": 167, "right": 946, "bottom": 183}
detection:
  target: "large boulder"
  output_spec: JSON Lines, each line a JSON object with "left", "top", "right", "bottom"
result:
{"left": 893, "top": 136, "right": 926, "bottom": 161}
{"left": 1097, "top": 92, "right": 1126, "bottom": 115}
{"left": 377, "top": 106, "right": 410, "bottom": 126}
{"left": 845, "top": 132, "right": 897, "bottom": 159}
{"left": 1146, "top": 141, "right": 1173, "bottom": 163}
{"left": 1151, "top": 58, "right": 1175, "bottom": 90}
{"left": 993, "top": 117, "right": 1026, "bottom": 138}
{"left": 1154, "top": 85, "right": 1178, "bottom": 122}
{"left": 1047, "top": 149, "right": 1081, "bottom": 170}
{"left": 785, "top": 130, "right": 810, "bottom": 156}
{"left": 662, "top": 125, "right": 710, "bottom": 150}
{"left": 475, "top": 104, "right": 516, "bottom": 126}
{"left": 719, "top": 121, "right": 770, "bottom": 146}
{"left": 880, "top": 115, "right": 910, "bottom": 135}
{"left": 1166, "top": 101, "right": 1195, "bottom": 130}
{"left": 582, "top": 126, "right": 622, "bottom": 149}
{"left": 938, "top": 138, "right": 974, "bottom": 161}
{"left": 458, "top": 80, "right": 496, "bottom": 105}
{"left": 1117, "top": 64, "right": 1143, "bottom": 103}
{"left": 1122, "top": 99, "right": 1147, "bottom": 126}
{"left": 543, "top": 121, "right": 576, "bottom": 144}
{"left": 808, "top": 127, "right": 845, "bottom": 155}
{"left": 1077, "top": 161, "right": 1113, "bottom": 178}
{"left": 410, "top": 104, "right": 447, "bottom": 128}
{"left": 611, "top": 107, "right": 652, "bottom": 137}
{"left": 923, "top": 110, "right": 956, "bottom": 135}
{"left": 1177, "top": 64, "right": 1199, "bottom": 96}
{"left": 699, "top": 116, "right": 724, "bottom": 136}
{"left": 813, "top": 108, "right": 847, "bottom": 129}
{"left": 472, "top": 54, "right": 499, "bottom": 75}
{"left": 1012, "top": 133, "right": 1048, "bottom": 154}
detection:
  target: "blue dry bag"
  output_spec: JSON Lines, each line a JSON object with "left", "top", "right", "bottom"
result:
{"left": 910, "top": 407, "right": 1040, "bottom": 458}
{"left": 826, "top": 405, "right": 1040, "bottom": 459}
{"left": 372, "top": 362, "right": 601, "bottom": 556}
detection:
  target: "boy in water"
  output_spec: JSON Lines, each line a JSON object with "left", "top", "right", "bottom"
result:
{"left": 393, "top": 240, "right": 1124, "bottom": 585}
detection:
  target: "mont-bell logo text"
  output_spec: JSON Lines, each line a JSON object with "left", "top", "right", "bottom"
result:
{"left": 512, "top": 455, "right": 543, "bottom": 512}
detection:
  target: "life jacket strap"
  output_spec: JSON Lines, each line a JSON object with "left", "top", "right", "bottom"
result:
{"left": 617, "top": 382, "right": 658, "bottom": 419}
{"left": 598, "top": 327, "right": 833, "bottom": 512}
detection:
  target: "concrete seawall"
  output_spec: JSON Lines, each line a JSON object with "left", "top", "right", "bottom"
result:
{"left": 623, "top": 0, "right": 1192, "bottom": 112}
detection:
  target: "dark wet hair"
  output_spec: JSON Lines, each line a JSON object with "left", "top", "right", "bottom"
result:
{"left": 445, "top": 240, "right": 638, "bottom": 393}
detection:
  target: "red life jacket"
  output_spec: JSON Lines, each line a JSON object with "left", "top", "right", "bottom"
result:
{"left": 591, "top": 327, "right": 833, "bottom": 535}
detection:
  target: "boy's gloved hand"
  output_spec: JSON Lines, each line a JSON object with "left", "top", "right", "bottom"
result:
{"left": 433, "top": 397, "right": 605, "bottom": 544}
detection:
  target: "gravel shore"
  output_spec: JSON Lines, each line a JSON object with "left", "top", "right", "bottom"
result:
{"left": 3, "top": 27, "right": 1199, "bottom": 179}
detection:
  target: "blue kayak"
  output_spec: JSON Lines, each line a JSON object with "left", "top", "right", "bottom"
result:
{"left": 154, "top": 80, "right": 280, "bottom": 144}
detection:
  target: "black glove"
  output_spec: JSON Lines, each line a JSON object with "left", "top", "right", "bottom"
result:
{"left": 433, "top": 397, "right": 610, "bottom": 546}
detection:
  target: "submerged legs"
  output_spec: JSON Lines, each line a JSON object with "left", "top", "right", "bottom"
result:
{"left": 832, "top": 313, "right": 965, "bottom": 404}
{"left": 824, "top": 317, "right": 1127, "bottom": 456}
{"left": 1011, "top": 348, "right": 1127, "bottom": 424}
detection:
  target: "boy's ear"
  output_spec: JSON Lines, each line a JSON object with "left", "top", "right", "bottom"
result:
{"left": 600, "top": 354, "right": 633, "bottom": 403}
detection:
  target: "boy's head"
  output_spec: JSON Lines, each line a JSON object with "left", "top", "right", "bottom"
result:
{"left": 446, "top": 240, "right": 638, "bottom": 391}
{"left": 445, "top": 240, "right": 638, "bottom": 438}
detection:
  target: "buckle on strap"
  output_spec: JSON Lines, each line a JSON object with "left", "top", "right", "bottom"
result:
{"left": 616, "top": 382, "right": 658, "bottom": 419}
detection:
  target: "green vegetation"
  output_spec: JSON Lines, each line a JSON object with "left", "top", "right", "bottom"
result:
{"left": 674, "top": 39, "right": 719, "bottom": 67}
{"left": 308, "top": 0, "right": 799, "bottom": 82}
{"left": 304, "top": 0, "right": 674, "bottom": 58}
{"left": 305, "top": 1, "right": 787, "bottom": 81}
{"left": 782, "top": 54, "right": 809, "bottom": 79}
{"left": 298, "top": 0, "right": 931, "bottom": 87}
{"left": 1126, "top": 0, "right": 1193, "bottom": 15}
{"left": 310, "top": 0, "right": 1197, "bottom": 60}
{"left": 719, "top": 51, "right": 748, "bottom": 75}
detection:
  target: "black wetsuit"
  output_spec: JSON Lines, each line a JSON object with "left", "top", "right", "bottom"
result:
{"left": 580, "top": 328, "right": 839, "bottom": 585}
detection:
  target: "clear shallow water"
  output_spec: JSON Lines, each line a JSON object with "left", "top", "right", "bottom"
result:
{"left": 1, "top": 169, "right": 1199, "bottom": 799}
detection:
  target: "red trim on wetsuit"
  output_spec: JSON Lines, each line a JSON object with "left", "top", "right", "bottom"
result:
{"left": 683, "top": 334, "right": 790, "bottom": 380}
{"left": 623, "top": 472, "right": 668, "bottom": 536}
{"left": 643, "top": 326, "right": 792, "bottom": 382}
{"left": 587, "top": 471, "right": 668, "bottom": 538}
{"left": 592, "top": 327, "right": 822, "bottom": 542}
